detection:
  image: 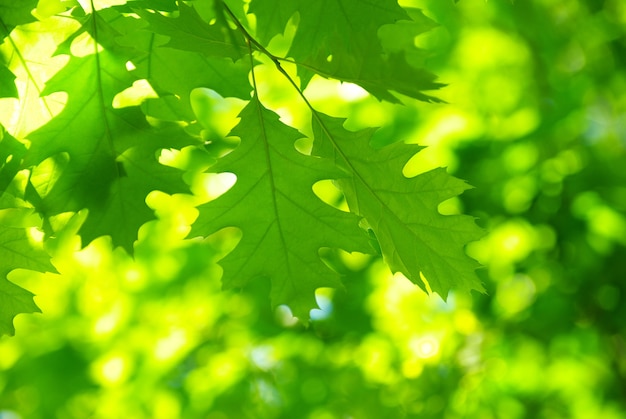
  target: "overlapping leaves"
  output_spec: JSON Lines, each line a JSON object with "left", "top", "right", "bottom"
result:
{"left": 25, "top": 8, "right": 192, "bottom": 252}
{"left": 249, "top": 0, "right": 442, "bottom": 102}
{"left": 0, "top": 0, "right": 482, "bottom": 334}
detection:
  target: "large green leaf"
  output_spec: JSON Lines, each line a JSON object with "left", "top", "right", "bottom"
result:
{"left": 312, "top": 113, "right": 484, "bottom": 297}
{"left": 249, "top": 0, "right": 441, "bottom": 102}
{"left": 24, "top": 10, "right": 192, "bottom": 252}
{"left": 192, "top": 97, "right": 372, "bottom": 319}
{"left": 0, "top": 0, "right": 38, "bottom": 30}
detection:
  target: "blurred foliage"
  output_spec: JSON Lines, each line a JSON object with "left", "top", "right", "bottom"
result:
{"left": 1, "top": 0, "right": 626, "bottom": 418}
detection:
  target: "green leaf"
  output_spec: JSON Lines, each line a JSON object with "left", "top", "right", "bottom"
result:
{"left": 0, "top": 0, "right": 39, "bottom": 101}
{"left": 0, "top": 196, "right": 55, "bottom": 336}
{"left": 251, "top": 0, "right": 405, "bottom": 59}
{"left": 250, "top": 0, "right": 441, "bottom": 102}
{"left": 192, "top": 97, "right": 372, "bottom": 319}
{"left": 24, "top": 10, "right": 192, "bottom": 251}
{"left": 135, "top": 3, "right": 248, "bottom": 61}
{"left": 0, "top": 0, "right": 39, "bottom": 31}
{"left": 117, "top": 28, "right": 251, "bottom": 120}
{"left": 246, "top": 0, "right": 296, "bottom": 43}
{"left": 0, "top": 65, "right": 18, "bottom": 98}
{"left": 0, "top": 126, "right": 26, "bottom": 192}
{"left": 312, "top": 113, "right": 484, "bottom": 298}
{"left": 0, "top": 275, "right": 39, "bottom": 336}
{"left": 124, "top": 0, "right": 178, "bottom": 12}
{"left": 316, "top": 51, "right": 443, "bottom": 104}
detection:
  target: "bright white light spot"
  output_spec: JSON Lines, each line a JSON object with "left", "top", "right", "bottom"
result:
{"left": 409, "top": 336, "right": 440, "bottom": 359}
{"left": 74, "top": 245, "right": 102, "bottom": 267}
{"left": 159, "top": 149, "right": 179, "bottom": 166}
{"left": 125, "top": 61, "right": 136, "bottom": 71}
{"left": 337, "top": 82, "right": 368, "bottom": 102}
{"left": 94, "top": 312, "right": 119, "bottom": 335}
{"left": 203, "top": 173, "right": 237, "bottom": 200}
{"left": 70, "top": 31, "right": 101, "bottom": 57}
{"left": 100, "top": 356, "right": 126, "bottom": 384}
{"left": 28, "top": 227, "right": 44, "bottom": 243}
{"left": 250, "top": 346, "right": 276, "bottom": 370}
{"left": 113, "top": 79, "right": 158, "bottom": 109}
{"left": 275, "top": 107, "right": 294, "bottom": 126}
{"left": 124, "top": 268, "right": 141, "bottom": 283}
{"left": 502, "top": 234, "right": 522, "bottom": 252}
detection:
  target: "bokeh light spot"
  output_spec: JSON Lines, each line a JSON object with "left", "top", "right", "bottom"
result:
{"left": 409, "top": 335, "right": 440, "bottom": 359}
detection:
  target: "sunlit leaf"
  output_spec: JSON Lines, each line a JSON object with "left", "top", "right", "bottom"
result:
{"left": 311, "top": 113, "right": 484, "bottom": 297}
{"left": 192, "top": 97, "right": 372, "bottom": 319}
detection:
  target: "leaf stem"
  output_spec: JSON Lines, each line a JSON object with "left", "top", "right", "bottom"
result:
{"left": 219, "top": 1, "right": 375, "bottom": 204}
{"left": 219, "top": 1, "right": 316, "bottom": 111}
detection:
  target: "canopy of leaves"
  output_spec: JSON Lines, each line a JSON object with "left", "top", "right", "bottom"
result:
{"left": 0, "top": 0, "right": 482, "bottom": 333}
{"left": 1, "top": 0, "right": 626, "bottom": 418}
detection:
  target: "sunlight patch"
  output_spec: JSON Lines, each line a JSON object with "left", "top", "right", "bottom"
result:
{"left": 409, "top": 335, "right": 440, "bottom": 359}
{"left": 154, "top": 330, "right": 188, "bottom": 361}
{"left": 202, "top": 172, "right": 237, "bottom": 200}
{"left": 338, "top": 82, "right": 368, "bottom": 102}
{"left": 112, "top": 80, "right": 158, "bottom": 109}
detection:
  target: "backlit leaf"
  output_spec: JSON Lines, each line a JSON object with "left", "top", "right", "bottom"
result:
{"left": 192, "top": 97, "right": 372, "bottom": 319}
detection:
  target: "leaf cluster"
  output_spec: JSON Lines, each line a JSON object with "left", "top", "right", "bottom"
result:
{"left": 0, "top": 0, "right": 483, "bottom": 335}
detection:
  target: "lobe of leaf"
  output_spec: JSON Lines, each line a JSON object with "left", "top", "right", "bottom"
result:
{"left": 0, "top": 65, "right": 18, "bottom": 99}
{"left": 1, "top": 0, "right": 40, "bottom": 100}
{"left": 0, "top": 0, "right": 39, "bottom": 30}
{"left": 0, "top": 126, "right": 26, "bottom": 192}
{"left": 0, "top": 197, "right": 56, "bottom": 336}
{"left": 312, "top": 113, "right": 484, "bottom": 298}
{"left": 192, "top": 97, "right": 372, "bottom": 319}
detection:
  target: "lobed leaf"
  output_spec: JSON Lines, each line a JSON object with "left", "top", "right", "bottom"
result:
{"left": 250, "top": 0, "right": 442, "bottom": 102}
{"left": 0, "top": 195, "right": 56, "bottom": 336}
{"left": 135, "top": 3, "right": 248, "bottom": 61}
{"left": 311, "top": 113, "right": 484, "bottom": 298}
{"left": 0, "top": 126, "right": 26, "bottom": 192}
{"left": 192, "top": 97, "right": 372, "bottom": 319}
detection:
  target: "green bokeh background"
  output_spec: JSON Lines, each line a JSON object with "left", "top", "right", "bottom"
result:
{"left": 1, "top": 0, "right": 626, "bottom": 418}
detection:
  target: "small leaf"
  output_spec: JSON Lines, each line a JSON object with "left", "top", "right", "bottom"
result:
{"left": 0, "top": 126, "right": 26, "bottom": 192}
{"left": 0, "top": 197, "right": 56, "bottom": 336}
{"left": 0, "top": 65, "right": 18, "bottom": 98}
{"left": 135, "top": 3, "right": 248, "bottom": 61}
